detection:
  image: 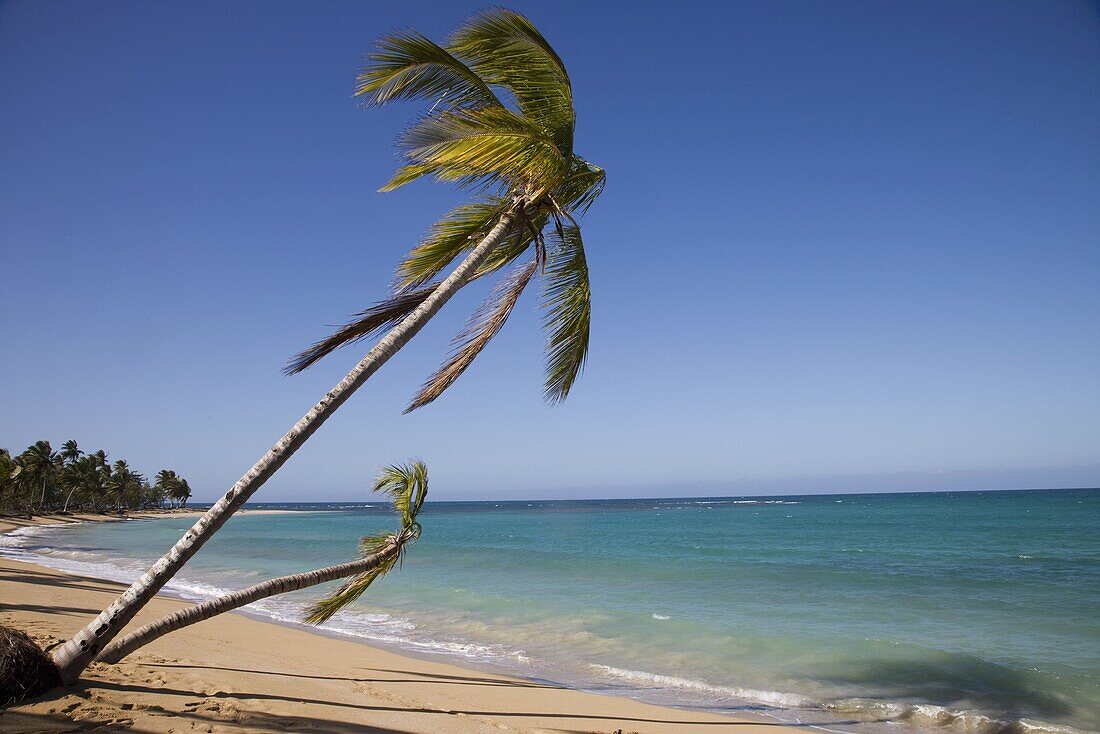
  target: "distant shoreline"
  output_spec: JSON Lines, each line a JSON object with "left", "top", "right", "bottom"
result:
{"left": 0, "top": 506, "right": 336, "bottom": 534}
{"left": 0, "top": 508, "right": 202, "bottom": 533}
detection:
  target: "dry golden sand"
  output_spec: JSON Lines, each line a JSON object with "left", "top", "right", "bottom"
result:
{"left": 0, "top": 517, "right": 810, "bottom": 734}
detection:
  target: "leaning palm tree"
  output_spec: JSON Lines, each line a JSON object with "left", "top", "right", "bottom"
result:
{"left": 53, "top": 7, "right": 603, "bottom": 682}
{"left": 176, "top": 479, "right": 192, "bottom": 508}
{"left": 97, "top": 461, "right": 428, "bottom": 664}
{"left": 13, "top": 441, "right": 59, "bottom": 511}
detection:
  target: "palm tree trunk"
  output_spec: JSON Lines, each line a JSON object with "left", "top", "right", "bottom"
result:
{"left": 63, "top": 486, "right": 77, "bottom": 513}
{"left": 51, "top": 207, "right": 519, "bottom": 683}
{"left": 96, "top": 538, "right": 399, "bottom": 664}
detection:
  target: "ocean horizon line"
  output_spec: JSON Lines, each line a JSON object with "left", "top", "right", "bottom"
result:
{"left": 198, "top": 484, "right": 1100, "bottom": 508}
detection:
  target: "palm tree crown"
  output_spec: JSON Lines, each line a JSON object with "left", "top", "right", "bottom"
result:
{"left": 287, "top": 8, "right": 604, "bottom": 410}
{"left": 303, "top": 460, "right": 429, "bottom": 624}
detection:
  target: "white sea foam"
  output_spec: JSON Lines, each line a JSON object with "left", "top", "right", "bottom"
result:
{"left": 0, "top": 527, "right": 534, "bottom": 670}
{"left": 591, "top": 665, "right": 1088, "bottom": 734}
{"left": 729, "top": 500, "right": 802, "bottom": 505}
{"left": 590, "top": 664, "right": 815, "bottom": 708}
{"left": 0, "top": 522, "right": 71, "bottom": 545}
{"left": 824, "top": 699, "right": 1093, "bottom": 734}
{"left": 651, "top": 613, "right": 670, "bottom": 620}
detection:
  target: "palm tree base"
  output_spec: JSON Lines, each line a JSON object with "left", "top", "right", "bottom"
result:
{"left": 0, "top": 625, "right": 61, "bottom": 707}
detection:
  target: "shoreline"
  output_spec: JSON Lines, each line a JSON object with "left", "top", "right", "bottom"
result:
{"left": 0, "top": 507, "right": 307, "bottom": 533}
{"left": 0, "top": 517, "right": 812, "bottom": 734}
{"left": 0, "top": 509, "right": 203, "bottom": 531}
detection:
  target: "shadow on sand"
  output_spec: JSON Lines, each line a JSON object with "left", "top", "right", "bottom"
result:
{"left": 2, "top": 660, "right": 888, "bottom": 734}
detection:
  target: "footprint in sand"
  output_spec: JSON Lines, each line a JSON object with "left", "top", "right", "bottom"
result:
{"left": 183, "top": 697, "right": 240, "bottom": 720}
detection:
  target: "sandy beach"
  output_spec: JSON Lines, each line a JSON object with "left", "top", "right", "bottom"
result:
{"left": 0, "top": 517, "right": 808, "bottom": 734}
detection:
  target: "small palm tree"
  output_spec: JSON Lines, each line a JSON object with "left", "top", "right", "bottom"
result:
{"left": 53, "top": 8, "right": 602, "bottom": 682}
{"left": 97, "top": 461, "right": 428, "bottom": 664}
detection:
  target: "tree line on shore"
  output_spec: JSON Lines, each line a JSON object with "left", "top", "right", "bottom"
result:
{"left": 0, "top": 440, "right": 191, "bottom": 516}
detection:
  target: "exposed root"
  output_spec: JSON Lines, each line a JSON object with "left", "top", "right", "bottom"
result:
{"left": 0, "top": 624, "right": 61, "bottom": 707}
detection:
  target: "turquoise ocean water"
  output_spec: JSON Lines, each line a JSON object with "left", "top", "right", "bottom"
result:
{"left": 2, "top": 489, "right": 1098, "bottom": 733}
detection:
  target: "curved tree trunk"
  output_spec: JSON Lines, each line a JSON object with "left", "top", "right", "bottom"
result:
{"left": 96, "top": 538, "right": 399, "bottom": 664}
{"left": 52, "top": 207, "right": 519, "bottom": 683}
{"left": 62, "top": 486, "right": 77, "bottom": 513}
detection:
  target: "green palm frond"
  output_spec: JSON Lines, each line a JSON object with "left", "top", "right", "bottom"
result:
{"left": 449, "top": 8, "right": 574, "bottom": 156}
{"left": 288, "top": 204, "right": 543, "bottom": 374}
{"left": 406, "top": 260, "right": 537, "bottom": 412}
{"left": 378, "top": 164, "right": 435, "bottom": 193}
{"left": 542, "top": 225, "right": 590, "bottom": 403}
{"left": 396, "top": 198, "right": 509, "bottom": 289}
{"left": 554, "top": 156, "right": 606, "bottom": 215}
{"left": 391, "top": 106, "right": 566, "bottom": 192}
{"left": 356, "top": 31, "right": 503, "bottom": 110}
{"left": 303, "top": 531, "right": 400, "bottom": 625}
{"left": 372, "top": 459, "right": 428, "bottom": 528}
{"left": 303, "top": 461, "right": 429, "bottom": 625}
{"left": 284, "top": 284, "right": 439, "bottom": 374}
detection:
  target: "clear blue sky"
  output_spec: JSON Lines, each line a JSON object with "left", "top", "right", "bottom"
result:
{"left": 2, "top": 1, "right": 1098, "bottom": 501}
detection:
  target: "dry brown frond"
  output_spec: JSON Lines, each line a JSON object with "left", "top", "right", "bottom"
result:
{"left": 406, "top": 260, "right": 537, "bottom": 412}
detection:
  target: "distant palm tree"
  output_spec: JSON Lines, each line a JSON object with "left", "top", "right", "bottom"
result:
{"left": 0, "top": 449, "right": 15, "bottom": 511}
{"left": 154, "top": 469, "right": 192, "bottom": 509}
{"left": 14, "top": 441, "right": 60, "bottom": 510}
{"left": 97, "top": 461, "right": 428, "bottom": 664}
{"left": 53, "top": 8, "right": 603, "bottom": 682}
{"left": 58, "top": 441, "right": 85, "bottom": 513}
{"left": 154, "top": 469, "right": 175, "bottom": 507}
{"left": 154, "top": 469, "right": 173, "bottom": 500}
{"left": 172, "top": 478, "right": 192, "bottom": 509}
{"left": 91, "top": 450, "right": 110, "bottom": 511}
{"left": 59, "top": 439, "right": 82, "bottom": 466}
{"left": 105, "top": 460, "right": 145, "bottom": 512}
{"left": 61, "top": 455, "right": 96, "bottom": 513}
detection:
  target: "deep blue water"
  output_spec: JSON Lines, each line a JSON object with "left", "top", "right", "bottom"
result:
{"left": 3, "top": 489, "right": 1098, "bottom": 733}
